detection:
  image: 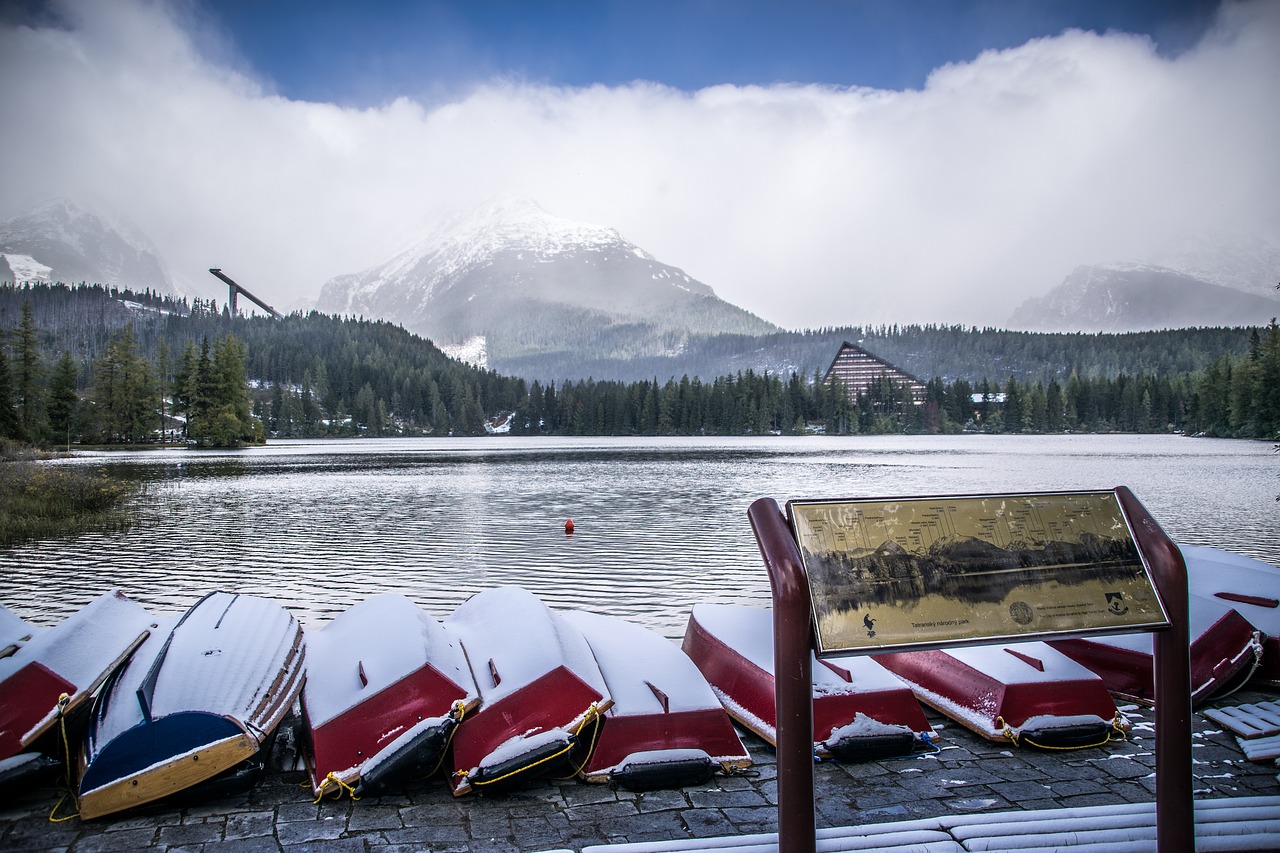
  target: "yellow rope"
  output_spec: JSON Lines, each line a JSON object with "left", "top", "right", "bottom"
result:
{"left": 998, "top": 713, "right": 1129, "bottom": 752}
{"left": 48, "top": 693, "right": 79, "bottom": 823}
{"left": 313, "top": 771, "right": 361, "bottom": 803}
{"left": 465, "top": 703, "right": 602, "bottom": 791}
{"left": 555, "top": 702, "right": 606, "bottom": 780}
{"left": 419, "top": 700, "right": 468, "bottom": 781}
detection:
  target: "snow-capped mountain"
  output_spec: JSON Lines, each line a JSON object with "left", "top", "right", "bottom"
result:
{"left": 0, "top": 198, "right": 175, "bottom": 293}
{"left": 1008, "top": 262, "right": 1280, "bottom": 332}
{"left": 316, "top": 198, "right": 777, "bottom": 377}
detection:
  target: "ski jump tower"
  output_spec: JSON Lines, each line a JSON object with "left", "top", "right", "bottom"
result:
{"left": 208, "top": 268, "right": 283, "bottom": 319}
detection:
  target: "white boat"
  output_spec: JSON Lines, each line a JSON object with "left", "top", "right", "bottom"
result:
{"left": 300, "top": 594, "right": 479, "bottom": 798}
{"left": 78, "top": 591, "right": 304, "bottom": 819}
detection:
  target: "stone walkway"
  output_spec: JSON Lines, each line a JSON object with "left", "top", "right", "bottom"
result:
{"left": 2, "top": 689, "right": 1276, "bottom": 853}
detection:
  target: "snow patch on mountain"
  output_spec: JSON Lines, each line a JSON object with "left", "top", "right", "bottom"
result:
{"left": 1, "top": 253, "right": 53, "bottom": 282}
{"left": 438, "top": 335, "right": 488, "bottom": 369}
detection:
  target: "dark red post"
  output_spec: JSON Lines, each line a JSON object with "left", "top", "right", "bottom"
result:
{"left": 1115, "top": 486, "right": 1194, "bottom": 853}
{"left": 748, "top": 498, "right": 816, "bottom": 853}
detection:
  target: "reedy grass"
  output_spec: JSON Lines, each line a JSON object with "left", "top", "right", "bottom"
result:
{"left": 0, "top": 443, "right": 141, "bottom": 547}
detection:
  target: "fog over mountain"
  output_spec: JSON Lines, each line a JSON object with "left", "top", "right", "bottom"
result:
{"left": 0, "top": 198, "right": 174, "bottom": 295}
{"left": 0, "top": 1, "right": 1276, "bottom": 328}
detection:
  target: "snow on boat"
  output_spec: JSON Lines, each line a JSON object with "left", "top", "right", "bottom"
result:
{"left": 682, "top": 604, "right": 933, "bottom": 761}
{"left": 1179, "top": 544, "right": 1280, "bottom": 690}
{"left": 77, "top": 591, "right": 304, "bottom": 820}
{"left": 559, "top": 610, "right": 751, "bottom": 790}
{"left": 1049, "top": 575, "right": 1262, "bottom": 706}
{"left": 872, "top": 642, "right": 1127, "bottom": 748}
{"left": 444, "top": 586, "right": 613, "bottom": 796}
{"left": 300, "top": 594, "right": 479, "bottom": 798}
{"left": 0, "top": 591, "right": 154, "bottom": 763}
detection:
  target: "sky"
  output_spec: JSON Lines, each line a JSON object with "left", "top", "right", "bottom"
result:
{"left": 0, "top": 0, "right": 1276, "bottom": 330}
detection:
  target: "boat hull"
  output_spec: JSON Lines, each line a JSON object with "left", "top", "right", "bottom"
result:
{"left": 872, "top": 642, "right": 1124, "bottom": 747}
{"left": 1181, "top": 544, "right": 1280, "bottom": 689}
{"left": 300, "top": 594, "right": 478, "bottom": 797}
{"left": 0, "top": 591, "right": 152, "bottom": 761}
{"left": 78, "top": 712, "right": 255, "bottom": 820}
{"left": 444, "top": 587, "right": 612, "bottom": 796}
{"left": 683, "top": 604, "right": 931, "bottom": 760}
{"left": 78, "top": 592, "right": 304, "bottom": 819}
{"left": 561, "top": 610, "right": 750, "bottom": 789}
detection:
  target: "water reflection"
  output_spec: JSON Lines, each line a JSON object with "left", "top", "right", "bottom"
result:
{"left": 8, "top": 434, "right": 1277, "bottom": 639}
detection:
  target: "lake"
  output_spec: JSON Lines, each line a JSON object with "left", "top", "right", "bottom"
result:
{"left": 4, "top": 434, "right": 1277, "bottom": 640}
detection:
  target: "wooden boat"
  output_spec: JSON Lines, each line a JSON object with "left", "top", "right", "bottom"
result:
{"left": 444, "top": 586, "right": 612, "bottom": 796}
{"left": 1049, "top": 577, "right": 1262, "bottom": 706}
{"left": 872, "top": 642, "right": 1127, "bottom": 748}
{"left": 1179, "top": 544, "right": 1280, "bottom": 689}
{"left": 78, "top": 591, "right": 304, "bottom": 820}
{"left": 300, "top": 594, "right": 479, "bottom": 798}
{"left": 560, "top": 610, "right": 751, "bottom": 790}
{"left": 0, "top": 591, "right": 154, "bottom": 763}
{"left": 682, "top": 604, "right": 933, "bottom": 760}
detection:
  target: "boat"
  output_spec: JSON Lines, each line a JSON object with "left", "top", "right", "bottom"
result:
{"left": 559, "top": 609, "right": 751, "bottom": 790}
{"left": 77, "top": 591, "right": 305, "bottom": 820}
{"left": 0, "top": 591, "right": 154, "bottom": 763}
{"left": 682, "top": 604, "right": 933, "bottom": 761}
{"left": 1179, "top": 544, "right": 1280, "bottom": 689}
{"left": 872, "top": 641, "right": 1127, "bottom": 748}
{"left": 444, "top": 586, "right": 613, "bottom": 796}
{"left": 300, "top": 594, "right": 479, "bottom": 798}
{"left": 1048, "top": 573, "right": 1263, "bottom": 706}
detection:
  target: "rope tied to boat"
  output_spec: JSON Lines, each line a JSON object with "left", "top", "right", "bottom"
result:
{"left": 466, "top": 702, "right": 604, "bottom": 792}
{"left": 418, "top": 700, "right": 470, "bottom": 782}
{"left": 313, "top": 771, "right": 361, "bottom": 803}
{"left": 48, "top": 693, "right": 79, "bottom": 823}
{"left": 997, "top": 713, "right": 1129, "bottom": 751}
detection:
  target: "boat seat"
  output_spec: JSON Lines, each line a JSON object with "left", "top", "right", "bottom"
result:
{"left": 542, "top": 796, "right": 1280, "bottom": 852}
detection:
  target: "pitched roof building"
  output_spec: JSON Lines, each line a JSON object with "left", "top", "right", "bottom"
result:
{"left": 822, "top": 341, "right": 926, "bottom": 406}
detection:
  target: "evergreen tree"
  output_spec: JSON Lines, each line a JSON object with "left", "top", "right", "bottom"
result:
{"left": 47, "top": 351, "right": 79, "bottom": 446}
{"left": 0, "top": 347, "right": 17, "bottom": 439}
{"left": 13, "top": 300, "right": 45, "bottom": 442}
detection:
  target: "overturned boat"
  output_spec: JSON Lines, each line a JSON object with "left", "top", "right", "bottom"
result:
{"left": 1179, "top": 544, "right": 1279, "bottom": 690}
{"left": 301, "top": 594, "right": 479, "bottom": 798}
{"left": 0, "top": 592, "right": 154, "bottom": 768}
{"left": 1049, "top": 563, "right": 1263, "bottom": 706}
{"left": 560, "top": 609, "right": 751, "bottom": 790}
{"left": 78, "top": 591, "right": 304, "bottom": 819}
{"left": 445, "top": 586, "right": 612, "bottom": 796}
{"left": 683, "top": 604, "right": 932, "bottom": 761}
{"left": 873, "top": 641, "right": 1127, "bottom": 748}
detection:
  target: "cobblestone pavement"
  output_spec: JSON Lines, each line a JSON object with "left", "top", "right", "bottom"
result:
{"left": 2, "top": 689, "right": 1276, "bottom": 853}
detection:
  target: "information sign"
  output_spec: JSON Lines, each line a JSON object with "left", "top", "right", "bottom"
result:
{"left": 787, "top": 490, "right": 1170, "bottom": 655}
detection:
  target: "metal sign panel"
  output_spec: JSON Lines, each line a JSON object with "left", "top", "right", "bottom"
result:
{"left": 787, "top": 490, "right": 1170, "bottom": 655}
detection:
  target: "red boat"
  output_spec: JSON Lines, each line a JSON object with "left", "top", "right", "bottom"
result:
{"left": 1180, "top": 544, "right": 1279, "bottom": 690}
{"left": 444, "top": 587, "right": 613, "bottom": 796}
{"left": 301, "top": 594, "right": 479, "bottom": 798}
{"left": 873, "top": 642, "right": 1127, "bottom": 748}
{"left": 0, "top": 591, "right": 154, "bottom": 763}
{"left": 1049, "top": 577, "right": 1262, "bottom": 706}
{"left": 560, "top": 610, "right": 751, "bottom": 790}
{"left": 683, "top": 604, "right": 932, "bottom": 760}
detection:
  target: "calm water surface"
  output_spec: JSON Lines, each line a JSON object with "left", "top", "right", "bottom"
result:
{"left": 5, "top": 434, "right": 1277, "bottom": 639}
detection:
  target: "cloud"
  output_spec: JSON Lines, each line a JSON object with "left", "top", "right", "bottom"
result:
{"left": 1, "top": 0, "right": 1276, "bottom": 328}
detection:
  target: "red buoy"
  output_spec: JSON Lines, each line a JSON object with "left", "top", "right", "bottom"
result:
{"left": 564, "top": 519, "right": 575, "bottom": 534}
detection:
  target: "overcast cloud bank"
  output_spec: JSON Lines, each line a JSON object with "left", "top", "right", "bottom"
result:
{"left": 1, "top": 0, "right": 1276, "bottom": 328}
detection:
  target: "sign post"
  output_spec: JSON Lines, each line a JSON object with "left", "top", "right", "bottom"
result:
{"left": 749, "top": 486, "right": 1193, "bottom": 853}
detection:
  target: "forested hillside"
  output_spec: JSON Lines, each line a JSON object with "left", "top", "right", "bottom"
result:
{"left": 2, "top": 282, "right": 1275, "bottom": 443}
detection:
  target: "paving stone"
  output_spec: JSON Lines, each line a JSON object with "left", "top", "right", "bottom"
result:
{"left": 69, "top": 828, "right": 162, "bottom": 852}
{"left": 346, "top": 806, "right": 403, "bottom": 832}
{"left": 281, "top": 839, "right": 367, "bottom": 853}
{"left": 156, "top": 821, "right": 225, "bottom": 846}
{"left": 685, "top": 788, "right": 768, "bottom": 809}
{"left": 210, "top": 838, "right": 283, "bottom": 853}
{"left": 275, "top": 817, "right": 346, "bottom": 846}
{"left": 227, "top": 811, "right": 278, "bottom": 840}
